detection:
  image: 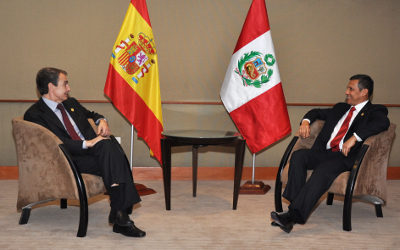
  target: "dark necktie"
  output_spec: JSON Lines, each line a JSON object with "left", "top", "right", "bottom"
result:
{"left": 57, "top": 104, "right": 82, "bottom": 140}
{"left": 330, "top": 107, "right": 356, "bottom": 152}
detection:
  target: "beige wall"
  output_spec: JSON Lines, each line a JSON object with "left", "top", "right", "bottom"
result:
{"left": 2, "top": 103, "right": 399, "bottom": 167}
{"left": 1, "top": 0, "right": 399, "bottom": 167}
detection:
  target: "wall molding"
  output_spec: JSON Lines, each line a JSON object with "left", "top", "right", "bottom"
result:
{"left": 1, "top": 99, "right": 400, "bottom": 107}
{"left": 2, "top": 166, "right": 400, "bottom": 180}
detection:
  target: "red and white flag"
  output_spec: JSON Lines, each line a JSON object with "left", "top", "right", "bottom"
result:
{"left": 220, "top": 0, "right": 291, "bottom": 154}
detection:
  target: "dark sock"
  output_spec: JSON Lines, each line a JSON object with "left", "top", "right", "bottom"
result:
{"left": 288, "top": 208, "right": 301, "bottom": 224}
{"left": 118, "top": 184, "right": 129, "bottom": 212}
{"left": 109, "top": 186, "right": 122, "bottom": 215}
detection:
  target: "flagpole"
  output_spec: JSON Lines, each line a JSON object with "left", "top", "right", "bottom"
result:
{"left": 239, "top": 151, "right": 271, "bottom": 195}
{"left": 252, "top": 153, "right": 255, "bottom": 184}
{"left": 130, "top": 124, "right": 134, "bottom": 170}
{"left": 129, "top": 123, "right": 156, "bottom": 196}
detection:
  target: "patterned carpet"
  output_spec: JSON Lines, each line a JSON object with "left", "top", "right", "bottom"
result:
{"left": 1, "top": 180, "right": 399, "bottom": 249}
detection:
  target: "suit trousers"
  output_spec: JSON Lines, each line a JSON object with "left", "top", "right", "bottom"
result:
{"left": 72, "top": 139, "right": 141, "bottom": 211}
{"left": 282, "top": 148, "right": 351, "bottom": 224}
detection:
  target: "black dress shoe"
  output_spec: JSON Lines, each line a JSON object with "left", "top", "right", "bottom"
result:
{"left": 271, "top": 221, "right": 279, "bottom": 227}
{"left": 109, "top": 211, "right": 134, "bottom": 227}
{"left": 271, "top": 211, "right": 294, "bottom": 233}
{"left": 113, "top": 224, "right": 146, "bottom": 238}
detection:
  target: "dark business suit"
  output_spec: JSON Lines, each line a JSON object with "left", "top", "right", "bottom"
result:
{"left": 24, "top": 97, "right": 141, "bottom": 210}
{"left": 283, "top": 101, "right": 390, "bottom": 224}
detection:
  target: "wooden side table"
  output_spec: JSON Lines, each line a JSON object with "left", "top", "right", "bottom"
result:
{"left": 161, "top": 130, "right": 246, "bottom": 210}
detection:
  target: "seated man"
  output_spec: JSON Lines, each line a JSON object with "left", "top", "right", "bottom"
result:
{"left": 271, "top": 74, "right": 390, "bottom": 233}
{"left": 24, "top": 67, "right": 145, "bottom": 238}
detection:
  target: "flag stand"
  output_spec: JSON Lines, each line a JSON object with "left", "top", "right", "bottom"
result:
{"left": 239, "top": 153, "right": 270, "bottom": 194}
{"left": 130, "top": 124, "right": 156, "bottom": 196}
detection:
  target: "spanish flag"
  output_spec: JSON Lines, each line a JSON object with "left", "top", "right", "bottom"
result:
{"left": 104, "top": 0, "right": 163, "bottom": 164}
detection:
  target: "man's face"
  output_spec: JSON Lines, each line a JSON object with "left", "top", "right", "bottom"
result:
{"left": 345, "top": 79, "right": 368, "bottom": 106}
{"left": 49, "top": 73, "right": 70, "bottom": 103}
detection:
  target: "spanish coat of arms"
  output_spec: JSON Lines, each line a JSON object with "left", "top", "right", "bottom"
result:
{"left": 112, "top": 32, "right": 156, "bottom": 84}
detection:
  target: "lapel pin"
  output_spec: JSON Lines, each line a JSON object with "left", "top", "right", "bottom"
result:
{"left": 361, "top": 113, "right": 364, "bottom": 116}
{"left": 71, "top": 108, "right": 75, "bottom": 112}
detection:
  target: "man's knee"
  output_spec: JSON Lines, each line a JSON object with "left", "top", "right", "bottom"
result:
{"left": 290, "top": 149, "right": 311, "bottom": 166}
{"left": 97, "top": 139, "right": 114, "bottom": 147}
{"left": 93, "top": 139, "right": 123, "bottom": 156}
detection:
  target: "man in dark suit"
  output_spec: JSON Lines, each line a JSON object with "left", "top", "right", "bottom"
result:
{"left": 271, "top": 74, "right": 390, "bottom": 233}
{"left": 24, "top": 67, "right": 146, "bottom": 237}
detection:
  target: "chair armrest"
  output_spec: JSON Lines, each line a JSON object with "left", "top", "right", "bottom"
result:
{"left": 344, "top": 144, "right": 370, "bottom": 201}
{"left": 274, "top": 136, "right": 299, "bottom": 212}
{"left": 276, "top": 136, "right": 299, "bottom": 183}
{"left": 58, "top": 144, "right": 88, "bottom": 207}
{"left": 342, "top": 144, "right": 369, "bottom": 231}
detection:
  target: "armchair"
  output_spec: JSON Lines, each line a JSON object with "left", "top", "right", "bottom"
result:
{"left": 12, "top": 116, "right": 115, "bottom": 237}
{"left": 274, "top": 120, "right": 396, "bottom": 231}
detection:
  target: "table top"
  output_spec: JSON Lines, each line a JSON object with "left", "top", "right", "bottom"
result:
{"left": 162, "top": 130, "right": 240, "bottom": 139}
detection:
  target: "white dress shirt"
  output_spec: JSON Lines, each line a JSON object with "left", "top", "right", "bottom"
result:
{"left": 326, "top": 100, "right": 368, "bottom": 150}
{"left": 42, "top": 97, "right": 88, "bottom": 149}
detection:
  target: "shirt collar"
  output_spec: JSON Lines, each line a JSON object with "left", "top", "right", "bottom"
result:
{"left": 353, "top": 100, "right": 369, "bottom": 113}
{"left": 42, "top": 96, "right": 62, "bottom": 112}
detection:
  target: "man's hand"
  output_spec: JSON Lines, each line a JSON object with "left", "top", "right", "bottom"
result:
{"left": 86, "top": 136, "right": 109, "bottom": 148}
{"left": 97, "top": 119, "right": 110, "bottom": 137}
{"left": 342, "top": 136, "right": 357, "bottom": 156}
{"left": 299, "top": 120, "right": 311, "bottom": 138}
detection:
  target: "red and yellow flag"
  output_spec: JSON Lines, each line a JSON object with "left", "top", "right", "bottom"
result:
{"left": 104, "top": 0, "right": 163, "bottom": 164}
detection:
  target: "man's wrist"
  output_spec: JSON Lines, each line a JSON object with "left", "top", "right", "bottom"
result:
{"left": 301, "top": 119, "right": 311, "bottom": 125}
{"left": 95, "top": 118, "right": 107, "bottom": 125}
{"left": 353, "top": 133, "right": 362, "bottom": 142}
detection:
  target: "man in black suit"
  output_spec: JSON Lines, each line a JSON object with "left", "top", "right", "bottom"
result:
{"left": 24, "top": 67, "right": 146, "bottom": 237}
{"left": 271, "top": 74, "right": 390, "bottom": 233}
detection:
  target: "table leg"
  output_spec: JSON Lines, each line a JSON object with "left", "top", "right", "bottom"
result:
{"left": 161, "top": 138, "right": 172, "bottom": 210}
{"left": 233, "top": 139, "right": 246, "bottom": 210}
{"left": 192, "top": 146, "right": 198, "bottom": 197}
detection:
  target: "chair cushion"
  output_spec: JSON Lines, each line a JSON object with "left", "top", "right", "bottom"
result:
{"left": 82, "top": 174, "right": 107, "bottom": 198}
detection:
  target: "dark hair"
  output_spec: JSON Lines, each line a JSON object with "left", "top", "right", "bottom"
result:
{"left": 36, "top": 67, "right": 68, "bottom": 95}
{"left": 349, "top": 74, "right": 374, "bottom": 98}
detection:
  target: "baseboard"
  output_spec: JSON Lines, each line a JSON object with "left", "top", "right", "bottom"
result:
{"left": 0, "top": 166, "right": 19, "bottom": 180}
{"left": 2, "top": 166, "right": 400, "bottom": 180}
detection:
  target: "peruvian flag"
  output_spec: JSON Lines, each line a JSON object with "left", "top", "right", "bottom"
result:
{"left": 220, "top": 0, "right": 291, "bottom": 154}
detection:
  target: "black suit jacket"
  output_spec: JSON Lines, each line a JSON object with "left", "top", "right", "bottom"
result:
{"left": 24, "top": 97, "right": 104, "bottom": 155}
{"left": 303, "top": 101, "right": 390, "bottom": 167}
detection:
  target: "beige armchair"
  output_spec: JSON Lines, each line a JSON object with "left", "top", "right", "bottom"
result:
{"left": 12, "top": 117, "right": 107, "bottom": 237}
{"left": 274, "top": 120, "right": 396, "bottom": 231}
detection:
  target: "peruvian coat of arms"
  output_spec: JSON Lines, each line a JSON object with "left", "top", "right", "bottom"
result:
{"left": 235, "top": 51, "right": 276, "bottom": 88}
{"left": 112, "top": 32, "right": 157, "bottom": 84}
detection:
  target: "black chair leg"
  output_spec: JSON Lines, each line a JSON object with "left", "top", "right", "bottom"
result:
{"left": 375, "top": 204, "right": 383, "bottom": 217}
{"left": 60, "top": 199, "right": 67, "bottom": 209}
{"left": 343, "top": 196, "right": 352, "bottom": 231}
{"left": 327, "top": 193, "right": 334, "bottom": 205}
{"left": 19, "top": 208, "right": 31, "bottom": 225}
{"left": 274, "top": 181, "right": 283, "bottom": 212}
{"left": 77, "top": 199, "right": 89, "bottom": 237}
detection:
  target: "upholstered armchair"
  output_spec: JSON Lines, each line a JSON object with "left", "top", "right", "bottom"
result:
{"left": 274, "top": 120, "right": 396, "bottom": 231}
{"left": 12, "top": 117, "right": 109, "bottom": 237}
